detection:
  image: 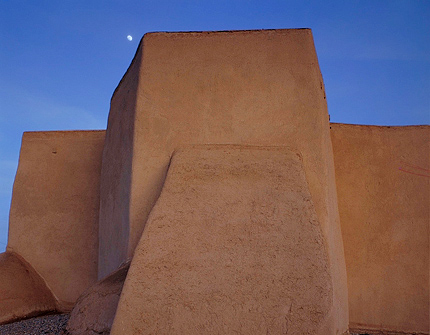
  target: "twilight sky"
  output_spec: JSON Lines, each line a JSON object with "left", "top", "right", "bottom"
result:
{"left": 0, "top": 1, "right": 429, "bottom": 251}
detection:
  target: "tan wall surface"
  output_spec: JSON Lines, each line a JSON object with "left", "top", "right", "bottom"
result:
{"left": 8, "top": 130, "right": 105, "bottom": 309}
{"left": 67, "top": 262, "right": 130, "bottom": 335}
{"left": 100, "top": 29, "right": 348, "bottom": 332}
{"left": 0, "top": 251, "right": 57, "bottom": 324}
{"left": 331, "top": 124, "right": 429, "bottom": 334}
{"left": 98, "top": 46, "right": 142, "bottom": 279}
{"left": 112, "top": 146, "right": 336, "bottom": 334}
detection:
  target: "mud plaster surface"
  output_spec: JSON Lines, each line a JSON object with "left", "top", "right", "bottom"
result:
{"left": 66, "top": 262, "right": 129, "bottom": 335}
{"left": 112, "top": 146, "right": 334, "bottom": 334}
{"left": 8, "top": 131, "right": 104, "bottom": 308}
{"left": 331, "top": 124, "right": 429, "bottom": 334}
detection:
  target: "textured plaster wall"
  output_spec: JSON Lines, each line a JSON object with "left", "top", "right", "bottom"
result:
{"left": 1, "top": 28, "right": 427, "bottom": 334}
{"left": 67, "top": 262, "right": 130, "bottom": 335}
{"left": 8, "top": 130, "right": 105, "bottom": 309}
{"left": 331, "top": 124, "right": 429, "bottom": 334}
{"left": 99, "top": 29, "right": 348, "bottom": 332}
{"left": 98, "top": 46, "right": 142, "bottom": 279}
{"left": 112, "top": 146, "right": 335, "bottom": 334}
{"left": 0, "top": 251, "right": 57, "bottom": 324}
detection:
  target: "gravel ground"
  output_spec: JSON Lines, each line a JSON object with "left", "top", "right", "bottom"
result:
{"left": 0, "top": 314, "right": 374, "bottom": 335}
{"left": 0, "top": 314, "right": 69, "bottom": 335}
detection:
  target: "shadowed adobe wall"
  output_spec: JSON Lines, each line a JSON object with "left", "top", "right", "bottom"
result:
{"left": 7, "top": 130, "right": 105, "bottom": 310}
{"left": 0, "top": 251, "right": 57, "bottom": 324}
{"left": 331, "top": 124, "right": 429, "bottom": 334}
{"left": 99, "top": 29, "right": 348, "bottom": 332}
{"left": 98, "top": 46, "right": 142, "bottom": 279}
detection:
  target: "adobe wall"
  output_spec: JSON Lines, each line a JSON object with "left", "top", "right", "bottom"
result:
{"left": 112, "top": 146, "right": 336, "bottom": 334}
{"left": 0, "top": 251, "right": 56, "bottom": 324}
{"left": 331, "top": 124, "right": 429, "bottom": 334}
{"left": 66, "top": 262, "right": 130, "bottom": 335}
{"left": 99, "top": 29, "right": 349, "bottom": 332}
{"left": 7, "top": 130, "right": 105, "bottom": 310}
{"left": 98, "top": 45, "right": 142, "bottom": 279}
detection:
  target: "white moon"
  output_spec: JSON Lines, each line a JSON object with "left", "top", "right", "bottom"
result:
{"left": 127, "top": 35, "right": 132, "bottom": 41}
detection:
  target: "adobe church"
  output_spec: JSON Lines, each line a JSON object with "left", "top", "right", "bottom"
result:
{"left": 0, "top": 29, "right": 428, "bottom": 335}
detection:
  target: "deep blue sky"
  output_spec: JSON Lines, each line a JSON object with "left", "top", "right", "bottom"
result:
{"left": 0, "top": 1, "right": 429, "bottom": 251}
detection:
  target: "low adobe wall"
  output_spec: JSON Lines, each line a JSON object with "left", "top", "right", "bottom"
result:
{"left": 7, "top": 130, "right": 105, "bottom": 310}
{"left": 0, "top": 251, "right": 57, "bottom": 324}
{"left": 99, "top": 29, "right": 348, "bottom": 332}
{"left": 331, "top": 124, "right": 429, "bottom": 334}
